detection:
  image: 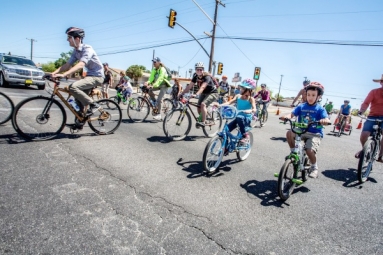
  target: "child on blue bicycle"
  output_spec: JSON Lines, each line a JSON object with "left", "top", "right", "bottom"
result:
{"left": 280, "top": 82, "right": 330, "bottom": 178}
{"left": 212, "top": 78, "right": 256, "bottom": 143}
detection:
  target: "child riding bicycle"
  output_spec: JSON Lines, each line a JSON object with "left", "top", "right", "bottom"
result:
{"left": 212, "top": 78, "right": 256, "bottom": 144}
{"left": 116, "top": 75, "right": 133, "bottom": 104}
{"left": 280, "top": 82, "right": 330, "bottom": 178}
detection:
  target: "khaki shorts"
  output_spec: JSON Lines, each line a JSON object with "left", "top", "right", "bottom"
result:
{"left": 101, "top": 83, "right": 110, "bottom": 93}
{"left": 198, "top": 93, "right": 218, "bottom": 107}
{"left": 301, "top": 132, "right": 321, "bottom": 153}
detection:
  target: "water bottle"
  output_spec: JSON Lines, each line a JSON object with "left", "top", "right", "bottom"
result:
{"left": 151, "top": 99, "right": 157, "bottom": 107}
{"left": 68, "top": 98, "right": 80, "bottom": 112}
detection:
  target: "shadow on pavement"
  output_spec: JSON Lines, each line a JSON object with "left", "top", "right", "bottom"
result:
{"left": 176, "top": 157, "right": 235, "bottom": 178}
{"left": 321, "top": 168, "right": 377, "bottom": 188}
{"left": 147, "top": 136, "right": 171, "bottom": 144}
{"left": 240, "top": 180, "right": 286, "bottom": 207}
{"left": 0, "top": 132, "right": 97, "bottom": 144}
{"left": 270, "top": 136, "right": 287, "bottom": 142}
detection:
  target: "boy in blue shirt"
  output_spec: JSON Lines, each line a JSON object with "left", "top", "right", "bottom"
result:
{"left": 281, "top": 82, "right": 330, "bottom": 178}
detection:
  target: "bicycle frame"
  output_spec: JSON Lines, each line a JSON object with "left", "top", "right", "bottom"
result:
{"left": 176, "top": 97, "right": 213, "bottom": 125}
{"left": 219, "top": 123, "right": 251, "bottom": 153}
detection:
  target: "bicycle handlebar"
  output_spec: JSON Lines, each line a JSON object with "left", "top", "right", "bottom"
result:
{"left": 358, "top": 114, "right": 383, "bottom": 122}
{"left": 280, "top": 118, "right": 331, "bottom": 135}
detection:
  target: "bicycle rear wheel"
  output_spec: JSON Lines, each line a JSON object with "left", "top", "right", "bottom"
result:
{"left": 109, "top": 96, "right": 120, "bottom": 105}
{"left": 263, "top": 111, "right": 268, "bottom": 123}
{"left": 277, "top": 159, "right": 297, "bottom": 201}
{"left": 162, "top": 98, "right": 174, "bottom": 114}
{"left": 0, "top": 91, "right": 14, "bottom": 125}
{"left": 236, "top": 132, "right": 254, "bottom": 161}
{"left": 12, "top": 96, "right": 66, "bottom": 141}
{"left": 88, "top": 99, "right": 122, "bottom": 135}
{"left": 358, "top": 139, "right": 376, "bottom": 183}
{"left": 127, "top": 97, "right": 149, "bottom": 122}
{"left": 203, "top": 135, "right": 224, "bottom": 172}
{"left": 163, "top": 108, "right": 191, "bottom": 141}
{"left": 203, "top": 106, "right": 222, "bottom": 137}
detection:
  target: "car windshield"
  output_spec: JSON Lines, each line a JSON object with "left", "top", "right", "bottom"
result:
{"left": 2, "top": 56, "right": 37, "bottom": 67}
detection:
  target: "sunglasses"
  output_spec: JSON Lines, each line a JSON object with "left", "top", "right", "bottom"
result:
{"left": 196, "top": 68, "right": 203, "bottom": 72}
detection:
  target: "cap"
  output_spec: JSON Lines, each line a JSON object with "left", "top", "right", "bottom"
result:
{"left": 152, "top": 57, "right": 161, "bottom": 62}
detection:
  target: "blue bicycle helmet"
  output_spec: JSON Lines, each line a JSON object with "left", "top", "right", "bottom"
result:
{"left": 239, "top": 78, "right": 256, "bottom": 89}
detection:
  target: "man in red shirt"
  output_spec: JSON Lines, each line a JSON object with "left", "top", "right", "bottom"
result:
{"left": 356, "top": 74, "right": 383, "bottom": 161}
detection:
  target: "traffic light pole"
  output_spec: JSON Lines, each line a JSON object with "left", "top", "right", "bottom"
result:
{"left": 174, "top": 22, "right": 210, "bottom": 58}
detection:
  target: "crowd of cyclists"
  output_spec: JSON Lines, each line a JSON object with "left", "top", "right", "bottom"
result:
{"left": 34, "top": 26, "right": 383, "bottom": 178}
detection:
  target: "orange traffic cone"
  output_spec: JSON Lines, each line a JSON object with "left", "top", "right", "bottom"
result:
{"left": 276, "top": 107, "right": 280, "bottom": 115}
{"left": 334, "top": 118, "right": 339, "bottom": 125}
{"left": 356, "top": 119, "right": 362, "bottom": 129}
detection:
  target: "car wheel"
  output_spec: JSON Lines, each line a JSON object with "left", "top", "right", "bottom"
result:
{"left": 0, "top": 72, "right": 9, "bottom": 87}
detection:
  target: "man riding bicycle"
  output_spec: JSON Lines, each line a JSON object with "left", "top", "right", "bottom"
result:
{"left": 253, "top": 83, "right": 270, "bottom": 122}
{"left": 51, "top": 27, "right": 104, "bottom": 129}
{"left": 180, "top": 62, "right": 219, "bottom": 128}
{"left": 291, "top": 79, "right": 310, "bottom": 107}
{"left": 337, "top": 100, "right": 352, "bottom": 124}
{"left": 143, "top": 57, "right": 171, "bottom": 120}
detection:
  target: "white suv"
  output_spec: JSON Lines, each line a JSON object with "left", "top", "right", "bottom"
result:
{"left": 0, "top": 53, "right": 45, "bottom": 90}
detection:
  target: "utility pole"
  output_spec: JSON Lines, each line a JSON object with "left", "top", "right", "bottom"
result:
{"left": 152, "top": 49, "right": 155, "bottom": 68}
{"left": 26, "top": 38, "right": 37, "bottom": 61}
{"left": 277, "top": 75, "right": 283, "bottom": 106}
{"left": 208, "top": 0, "right": 225, "bottom": 73}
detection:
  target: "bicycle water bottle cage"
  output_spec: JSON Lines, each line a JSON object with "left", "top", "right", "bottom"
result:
{"left": 220, "top": 105, "right": 237, "bottom": 120}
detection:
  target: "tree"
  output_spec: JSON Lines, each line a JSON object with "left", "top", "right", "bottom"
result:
{"left": 41, "top": 62, "right": 56, "bottom": 72}
{"left": 54, "top": 50, "right": 72, "bottom": 68}
{"left": 126, "top": 65, "right": 147, "bottom": 85}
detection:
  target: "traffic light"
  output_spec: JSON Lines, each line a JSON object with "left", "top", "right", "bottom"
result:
{"left": 217, "top": 62, "right": 223, "bottom": 75}
{"left": 254, "top": 67, "right": 261, "bottom": 80}
{"left": 168, "top": 9, "right": 177, "bottom": 28}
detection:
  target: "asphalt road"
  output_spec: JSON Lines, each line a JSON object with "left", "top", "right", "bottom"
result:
{"left": 0, "top": 82, "right": 382, "bottom": 255}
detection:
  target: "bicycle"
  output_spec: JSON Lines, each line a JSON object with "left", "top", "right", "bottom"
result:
{"left": 202, "top": 105, "right": 253, "bottom": 173}
{"left": 163, "top": 94, "right": 222, "bottom": 141}
{"left": 127, "top": 85, "right": 174, "bottom": 122}
{"left": 109, "top": 88, "right": 135, "bottom": 106}
{"left": 357, "top": 116, "right": 382, "bottom": 183}
{"left": 251, "top": 98, "right": 268, "bottom": 128}
{"left": 0, "top": 91, "right": 15, "bottom": 125}
{"left": 274, "top": 118, "right": 330, "bottom": 201}
{"left": 12, "top": 76, "right": 122, "bottom": 141}
{"left": 333, "top": 114, "right": 352, "bottom": 137}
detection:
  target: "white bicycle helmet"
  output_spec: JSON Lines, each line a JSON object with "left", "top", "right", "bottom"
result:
{"left": 195, "top": 62, "right": 204, "bottom": 69}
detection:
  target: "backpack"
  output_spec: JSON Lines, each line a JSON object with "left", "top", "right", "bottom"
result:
{"left": 202, "top": 72, "right": 219, "bottom": 88}
{"left": 163, "top": 66, "right": 172, "bottom": 81}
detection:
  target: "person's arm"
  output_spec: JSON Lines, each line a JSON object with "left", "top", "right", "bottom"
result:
{"left": 108, "top": 71, "right": 113, "bottom": 86}
{"left": 151, "top": 67, "right": 167, "bottom": 88}
{"left": 51, "top": 62, "right": 71, "bottom": 76}
{"left": 53, "top": 61, "right": 85, "bottom": 77}
{"left": 177, "top": 83, "right": 182, "bottom": 96}
{"left": 291, "top": 89, "right": 303, "bottom": 105}
{"left": 360, "top": 90, "right": 374, "bottom": 113}
{"left": 181, "top": 82, "right": 195, "bottom": 95}
{"left": 264, "top": 90, "right": 271, "bottom": 102}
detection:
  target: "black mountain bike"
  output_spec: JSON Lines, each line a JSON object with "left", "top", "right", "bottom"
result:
{"left": 0, "top": 91, "right": 14, "bottom": 125}
{"left": 357, "top": 116, "right": 382, "bottom": 183}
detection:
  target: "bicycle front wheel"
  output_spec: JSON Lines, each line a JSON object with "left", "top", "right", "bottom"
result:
{"left": 203, "top": 107, "right": 222, "bottom": 137}
{"left": 12, "top": 96, "right": 66, "bottom": 141}
{"left": 358, "top": 139, "right": 376, "bottom": 183}
{"left": 127, "top": 97, "right": 149, "bottom": 122}
{"left": 0, "top": 91, "right": 14, "bottom": 125}
{"left": 237, "top": 132, "right": 254, "bottom": 161}
{"left": 203, "top": 135, "right": 224, "bottom": 172}
{"left": 163, "top": 108, "right": 191, "bottom": 141}
{"left": 277, "top": 159, "right": 297, "bottom": 201}
{"left": 88, "top": 99, "right": 122, "bottom": 135}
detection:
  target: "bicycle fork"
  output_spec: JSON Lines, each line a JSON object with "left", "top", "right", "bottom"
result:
{"left": 176, "top": 108, "right": 187, "bottom": 126}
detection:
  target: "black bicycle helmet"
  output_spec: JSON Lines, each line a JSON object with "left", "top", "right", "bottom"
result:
{"left": 66, "top": 27, "right": 85, "bottom": 38}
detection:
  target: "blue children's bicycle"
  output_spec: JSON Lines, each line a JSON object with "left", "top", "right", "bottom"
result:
{"left": 202, "top": 105, "right": 253, "bottom": 173}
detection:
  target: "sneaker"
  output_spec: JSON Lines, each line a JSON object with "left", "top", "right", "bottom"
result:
{"left": 196, "top": 122, "right": 205, "bottom": 128}
{"left": 309, "top": 166, "right": 319, "bottom": 178}
{"left": 153, "top": 114, "right": 162, "bottom": 120}
{"left": 85, "top": 103, "right": 101, "bottom": 117}
{"left": 239, "top": 133, "right": 250, "bottom": 144}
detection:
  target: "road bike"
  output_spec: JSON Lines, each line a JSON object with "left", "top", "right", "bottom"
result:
{"left": 357, "top": 116, "right": 382, "bottom": 183}
{"left": 203, "top": 105, "right": 253, "bottom": 172}
{"left": 0, "top": 91, "right": 14, "bottom": 125}
{"left": 163, "top": 94, "right": 222, "bottom": 141}
{"left": 127, "top": 86, "right": 174, "bottom": 122}
{"left": 274, "top": 118, "right": 330, "bottom": 201}
{"left": 333, "top": 114, "right": 352, "bottom": 137}
{"left": 251, "top": 98, "right": 268, "bottom": 128}
{"left": 12, "top": 76, "right": 122, "bottom": 141}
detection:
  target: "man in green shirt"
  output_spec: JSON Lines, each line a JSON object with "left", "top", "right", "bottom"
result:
{"left": 325, "top": 101, "right": 333, "bottom": 116}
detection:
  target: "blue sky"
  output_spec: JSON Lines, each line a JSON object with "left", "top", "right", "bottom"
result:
{"left": 1, "top": 0, "right": 383, "bottom": 109}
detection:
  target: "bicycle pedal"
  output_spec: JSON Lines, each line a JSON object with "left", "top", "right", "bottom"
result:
{"left": 274, "top": 173, "right": 279, "bottom": 177}
{"left": 292, "top": 178, "right": 303, "bottom": 185}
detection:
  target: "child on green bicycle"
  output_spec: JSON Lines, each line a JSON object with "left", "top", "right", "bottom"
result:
{"left": 281, "top": 82, "right": 330, "bottom": 179}
{"left": 117, "top": 75, "right": 133, "bottom": 104}
{"left": 213, "top": 78, "right": 256, "bottom": 143}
